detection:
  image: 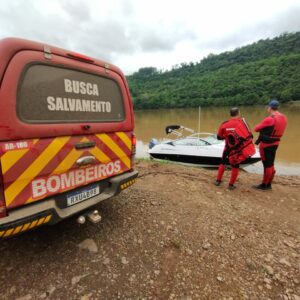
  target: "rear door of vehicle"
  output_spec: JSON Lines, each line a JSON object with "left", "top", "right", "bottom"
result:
{"left": 0, "top": 47, "right": 134, "bottom": 210}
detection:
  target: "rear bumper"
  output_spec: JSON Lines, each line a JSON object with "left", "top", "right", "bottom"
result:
{"left": 0, "top": 170, "right": 138, "bottom": 238}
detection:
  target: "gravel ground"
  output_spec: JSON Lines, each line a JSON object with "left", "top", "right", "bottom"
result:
{"left": 0, "top": 160, "right": 299, "bottom": 300}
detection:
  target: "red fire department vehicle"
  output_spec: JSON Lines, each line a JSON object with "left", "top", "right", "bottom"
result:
{"left": 0, "top": 38, "right": 138, "bottom": 237}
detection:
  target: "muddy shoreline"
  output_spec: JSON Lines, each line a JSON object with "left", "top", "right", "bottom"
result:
{"left": 0, "top": 160, "right": 299, "bottom": 299}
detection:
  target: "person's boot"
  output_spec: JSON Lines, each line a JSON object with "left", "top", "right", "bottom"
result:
{"left": 228, "top": 184, "right": 236, "bottom": 190}
{"left": 253, "top": 183, "right": 272, "bottom": 190}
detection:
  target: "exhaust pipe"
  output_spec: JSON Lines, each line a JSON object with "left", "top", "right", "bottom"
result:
{"left": 87, "top": 210, "right": 102, "bottom": 224}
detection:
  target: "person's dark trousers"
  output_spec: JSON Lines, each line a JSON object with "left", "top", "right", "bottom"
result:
{"left": 260, "top": 145, "right": 278, "bottom": 185}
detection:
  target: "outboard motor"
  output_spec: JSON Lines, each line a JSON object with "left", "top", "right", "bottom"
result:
{"left": 149, "top": 138, "right": 158, "bottom": 149}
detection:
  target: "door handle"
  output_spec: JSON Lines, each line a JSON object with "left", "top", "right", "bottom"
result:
{"left": 75, "top": 141, "right": 96, "bottom": 150}
{"left": 76, "top": 156, "right": 96, "bottom": 166}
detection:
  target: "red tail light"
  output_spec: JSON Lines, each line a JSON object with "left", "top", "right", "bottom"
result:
{"left": 67, "top": 52, "right": 94, "bottom": 63}
{"left": 132, "top": 134, "right": 137, "bottom": 155}
{"left": 130, "top": 134, "right": 137, "bottom": 170}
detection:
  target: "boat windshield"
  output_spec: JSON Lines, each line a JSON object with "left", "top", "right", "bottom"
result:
{"left": 173, "top": 138, "right": 209, "bottom": 146}
{"left": 173, "top": 135, "right": 222, "bottom": 146}
{"left": 202, "top": 135, "right": 223, "bottom": 145}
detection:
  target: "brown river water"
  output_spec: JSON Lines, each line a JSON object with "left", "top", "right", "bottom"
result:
{"left": 134, "top": 105, "right": 300, "bottom": 175}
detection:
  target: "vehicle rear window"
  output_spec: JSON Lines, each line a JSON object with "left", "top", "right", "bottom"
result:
{"left": 17, "top": 64, "right": 125, "bottom": 123}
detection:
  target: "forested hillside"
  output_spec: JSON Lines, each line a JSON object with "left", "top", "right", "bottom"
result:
{"left": 127, "top": 32, "right": 300, "bottom": 109}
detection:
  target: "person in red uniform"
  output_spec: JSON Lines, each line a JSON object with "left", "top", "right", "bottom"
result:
{"left": 253, "top": 99, "right": 287, "bottom": 190}
{"left": 215, "top": 107, "right": 255, "bottom": 190}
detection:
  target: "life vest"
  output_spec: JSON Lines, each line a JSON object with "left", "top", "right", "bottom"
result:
{"left": 258, "top": 113, "right": 287, "bottom": 144}
{"left": 225, "top": 118, "right": 256, "bottom": 165}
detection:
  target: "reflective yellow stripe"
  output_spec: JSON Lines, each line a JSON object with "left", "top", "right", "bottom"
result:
{"left": 21, "top": 223, "right": 31, "bottom": 232}
{"left": 25, "top": 196, "right": 33, "bottom": 204}
{"left": 0, "top": 217, "right": 50, "bottom": 237}
{"left": 5, "top": 137, "right": 70, "bottom": 206}
{"left": 51, "top": 148, "right": 83, "bottom": 174}
{"left": 50, "top": 136, "right": 110, "bottom": 175}
{"left": 89, "top": 147, "right": 111, "bottom": 163}
{"left": 13, "top": 225, "right": 23, "bottom": 235}
{"left": 4, "top": 228, "right": 14, "bottom": 237}
{"left": 29, "top": 220, "right": 38, "bottom": 229}
{"left": 26, "top": 140, "right": 85, "bottom": 204}
{"left": 51, "top": 137, "right": 88, "bottom": 175}
{"left": 37, "top": 217, "right": 46, "bottom": 226}
{"left": 1, "top": 139, "right": 39, "bottom": 174}
{"left": 116, "top": 132, "right": 132, "bottom": 150}
{"left": 2, "top": 149, "right": 29, "bottom": 174}
{"left": 44, "top": 215, "right": 52, "bottom": 223}
{"left": 97, "top": 134, "right": 131, "bottom": 169}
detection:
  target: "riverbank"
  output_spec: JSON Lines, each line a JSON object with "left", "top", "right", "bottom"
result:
{"left": 287, "top": 100, "right": 300, "bottom": 106}
{"left": 0, "top": 160, "right": 299, "bottom": 299}
{"left": 134, "top": 105, "right": 300, "bottom": 173}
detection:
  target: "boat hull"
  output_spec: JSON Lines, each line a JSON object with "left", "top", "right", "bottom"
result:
{"left": 149, "top": 152, "right": 261, "bottom": 168}
{"left": 148, "top": 134, "right": 261, "bottom": 168}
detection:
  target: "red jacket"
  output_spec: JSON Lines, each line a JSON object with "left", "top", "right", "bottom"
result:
{"left": 217, "top": 117, "right": 255, "bottom": 165}
{"left": 217, "top": 117, "right": 251, "bottom": 146}
{"left": 254, "top": 112, "right": 287, "bottom": 148}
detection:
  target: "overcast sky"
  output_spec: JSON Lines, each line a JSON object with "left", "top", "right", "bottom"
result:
{"left": 1, "top": 0, "right": 300, "bottom": 75}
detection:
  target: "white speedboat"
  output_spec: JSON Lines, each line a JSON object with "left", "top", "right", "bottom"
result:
{"left": 148, "top": 125, "right": 261, "bottom": 168}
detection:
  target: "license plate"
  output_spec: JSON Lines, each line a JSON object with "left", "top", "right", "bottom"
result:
{"left": 67, "top": 185, "right": 100, "bottom": 206}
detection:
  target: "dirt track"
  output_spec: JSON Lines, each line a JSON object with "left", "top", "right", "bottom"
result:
{"left": 0, "top": 160, "right": 299, "bottom": 300}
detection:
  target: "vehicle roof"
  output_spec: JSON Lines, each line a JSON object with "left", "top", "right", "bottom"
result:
{"left": 0, "top": 37, "right": 124, "bottom": 84}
